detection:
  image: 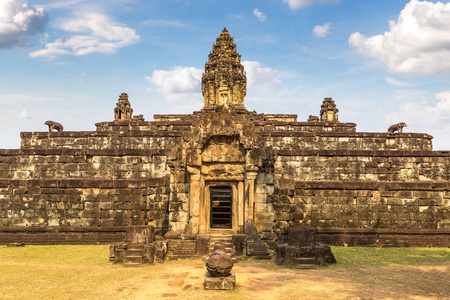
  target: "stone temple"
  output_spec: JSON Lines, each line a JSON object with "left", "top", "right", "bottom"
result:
{"left": 0, "top": 29, "right": 449, "bottom": 250}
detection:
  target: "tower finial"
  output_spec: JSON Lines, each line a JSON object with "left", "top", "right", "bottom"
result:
{"left": 114, "top": 93, "right": 133, "bottom": 121}
{"left": 202, "top": 29, "right": 246, "bottom": 110}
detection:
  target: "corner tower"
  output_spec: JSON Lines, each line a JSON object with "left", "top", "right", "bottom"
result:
{"left": 201, "top": 28, "right": 247, "bottom": 110}
{"left": 114, "top": 93, "right": 133, "bottom": 121}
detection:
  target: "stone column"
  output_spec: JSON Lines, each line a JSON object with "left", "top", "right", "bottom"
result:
{"left": 238, "top": 181, "right": 244, "bottom": 232}
{"left": 245, "top": 171, "right": 258, "bottom": 224}
{"left": 187, "top": 166, "right": 202, "bottom": 235}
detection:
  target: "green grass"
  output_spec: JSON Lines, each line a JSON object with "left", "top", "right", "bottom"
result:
{"left": 331, "top": 246, "right": 450, "bottom": 267}
{"left": 0, "top": 245, "right": 448, "bottom": 299}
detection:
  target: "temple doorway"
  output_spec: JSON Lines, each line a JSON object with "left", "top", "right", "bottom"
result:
{"left": 209, "top": 186, "right": 233, "bottom": 229}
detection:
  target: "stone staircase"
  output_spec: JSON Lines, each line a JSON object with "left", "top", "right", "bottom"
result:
{"left": 123, "top": 244, "right": 146, "bottom": 267}
{"left": 209, "top": 234, "right": 234, "bottom": 255}
{"left": 292, "top": 257, "right": 319, "bottom": 269}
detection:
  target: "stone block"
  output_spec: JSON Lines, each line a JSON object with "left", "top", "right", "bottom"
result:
{"left": 203, "top": 272, "right": 236, "bottom": 290}
{"left": 255, "top": 212, "right": 274, "bottom": 232}
{"left": 169, "top": 211, "right": 188, "bottom": 222}
{"left": 246, "top": 240, "right": 270, "bottom": 257}
{"left": 155, "top": 242, "right": 167, "bottom": 263}
{"left": 297, "top": 246, "right": 315, "bottom": 257}
{"left": 111, "top": 242, "right": 127, "bottom": 263}
{"left": 125, "top": 225, "right": 155, "bottom": 244}
{"left": 288, "top": 227, "right": 316, "bottom": 247}
{"left": 285, "top": 245, "right": 297, "bottom": 265}
{"left": 196, "top": 234, "right": 210, "bottom": 256}
{"left": 232, "top": 234, "right": 246, "bottom": 256}
{"left": 315, "top": 243, "right": 336, "bottom": 266}
{"left": 143, "top": 243, "right": 156, "bottom": 264}
{"left": 275, "top": 243, "right": 287, "bottom": 265}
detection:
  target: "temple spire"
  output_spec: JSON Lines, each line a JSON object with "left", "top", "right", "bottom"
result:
{"left": 114, "top": 93, "right": 133, "bottom": 121}
{"left": 320, "top": 97, "right": 339, "bottom": 122}
{"left": 201, "top": 28, "right": 247, "bottom": 109}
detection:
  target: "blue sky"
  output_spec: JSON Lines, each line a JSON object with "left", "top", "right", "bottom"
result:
{"left": 1, "top": 0, "right": 450, "bottom": 149}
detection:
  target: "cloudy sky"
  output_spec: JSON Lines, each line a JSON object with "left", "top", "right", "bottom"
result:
{"left": 1, "top": 0, "right": 450, "bottom": 150}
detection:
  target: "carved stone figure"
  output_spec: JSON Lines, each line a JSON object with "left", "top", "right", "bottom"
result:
{"left": 132, "top": 114, "right": 145, "bottom": 121}
{"left": 307, "top": 115, "right": 319, "bottom": 122}
{"left": 45, "top": 121, "right": 64, "bottom": 132}
{"left": 204, "top": 242, "right": 236, "bottom": 290}
{"left": 387, "top": 122, "right": 407, "bottom": 134}
{"left": 205, "top": 243, "right": 233, "bottom": 277}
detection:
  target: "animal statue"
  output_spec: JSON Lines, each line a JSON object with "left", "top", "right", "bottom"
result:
{"left": 307, "top": 115, "right": 319, "bottom": 122}
{"left": 387, "top": 122, "right": 407, "bottom": 134}
{"left": 45, "top": 120, "right": 64, "bottom": 132}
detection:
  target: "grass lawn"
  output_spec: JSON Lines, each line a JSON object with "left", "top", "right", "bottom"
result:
{"left": 0, "top": 245, "right": 448, "bottom": 299}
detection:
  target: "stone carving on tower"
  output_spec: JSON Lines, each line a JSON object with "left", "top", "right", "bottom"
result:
{"left": 320, "top": 97, "right": 339, "bottom": 122}
{"left": 201, "top": 28, "right": 247, "bottom": 110}
{"left": 114, "top": 93, "right": 133, "bottom": 121}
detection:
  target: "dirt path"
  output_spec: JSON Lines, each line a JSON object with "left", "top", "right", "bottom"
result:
{"left": 112, "top": 259, "right": 449, "bottom": 300}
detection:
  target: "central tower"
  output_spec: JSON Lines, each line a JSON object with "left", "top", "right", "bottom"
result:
{"left": 201, "top": 28, "right": 247, "bottom": 109}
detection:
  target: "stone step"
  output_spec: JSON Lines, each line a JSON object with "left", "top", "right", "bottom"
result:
{"left": 124, "top": 255, "right": 144, "bottom": 263}
{"left": 123, "top": 263, "right": 144, "bottom": 268}
{"left": 209, "top": 234, "right": 234, "bottom": 254}
{"left": 173, "top": 250, "right": 196, "bottom": 255}
{"left": 126, "top": 249, "right": 145, "bottom": 255}
{"left": 296, "top": 264, "right": 319, "bottom": 269}
{"left": 293, "top": 257, "right": 316, "bottom": 264}
{"left": 127, "top": 244, "right": 145, "bottom": 251}
{"left": 173, "top": 254, "right": 197, "bottom": 259}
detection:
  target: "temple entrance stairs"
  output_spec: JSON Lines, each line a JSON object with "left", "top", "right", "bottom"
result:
{"left": 209, "top": 234, "right": 234, "bottom": 255}
{"left": 293, "top": 257, "right": 319, "bottom": 269}
{"left": 123, "top": 244, "right": 146, "bottom": 267}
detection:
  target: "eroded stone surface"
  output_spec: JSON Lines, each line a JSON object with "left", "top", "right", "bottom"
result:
{"left": 203, "top": 272, "right": 236, "bottom": 290}
{"left": 206, "top": 243, "right": 234, "bottom": 277}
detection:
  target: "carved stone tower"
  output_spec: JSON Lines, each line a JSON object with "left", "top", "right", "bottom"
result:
{"left": 320, "top": 97, "right": 339, "bottom": 122}
{"left": 201, "top": 28, "right": 247, "bottom": 110}
{"left": 114, "top": 93, "right": 133, "bottom": 121}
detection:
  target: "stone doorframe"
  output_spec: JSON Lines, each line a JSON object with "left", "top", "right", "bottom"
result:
{"left": 202, "top": 181, "right": 241, "bottom": 234}
{"left": 186, "top": 166, "right": 259, "bottom": 235}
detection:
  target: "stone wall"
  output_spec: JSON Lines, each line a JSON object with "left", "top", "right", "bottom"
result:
{"left": 0, "top": 130, "right": 174, "bottom": 243}
{"left": 0, "top": 114, "right": 449, "bottom": 246}
{"left": 264, "top": 132, "right": 433, "bottom": 151}
{"left": 270, "top": 150, "right": 450, "bottom": 246}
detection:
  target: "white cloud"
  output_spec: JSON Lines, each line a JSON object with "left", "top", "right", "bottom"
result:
{"left": 0, "top": 0, "right": 48, "bottom": 49}
{"left": 253, "top": 8, "right": 267, "bottom": 22}
{"left": 282, "top": 0, "right": 340, "bottom": 10}
{"left": 242, "top": 61, "right": 282, "bottom": 92}
{"left": 145, "top": 61, "right": 282, "bottom": 100}
{"left": 387, "top": 90, "right": 450, "bottom": 126}
{"left": 145, "top": 66, "right": 203, "bottom": 100}
{"left": 20, "top": 108, "right": 32, "bottom": 119}
{"left": 385, "top": 77, "right": 411, "bottom": 87}
{"left": 312, "top": 23, "right": 331, "bottom": 38}
{"left": 29, "top": 12, "right": 139, "bottom": 58}
{"left": 349, "top": 0, "right": 450, "bottom": 75}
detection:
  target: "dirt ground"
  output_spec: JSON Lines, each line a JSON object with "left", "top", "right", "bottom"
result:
{"left": 113, "top": 259, "right": 450, "bottom": 300}
{"left": 1, "top": 246, "right": 448, "bottom": 299}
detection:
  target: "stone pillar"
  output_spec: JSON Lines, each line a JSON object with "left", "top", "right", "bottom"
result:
{"left": 187, "top": 166, "right": 201, "bottom": 235}
{"left": 245, "top": 171, "right": 258, "bottom": 224}
{"left": 238, "top": 181, "right": 244, "bottom": 231}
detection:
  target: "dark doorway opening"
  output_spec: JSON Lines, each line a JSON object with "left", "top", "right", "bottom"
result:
{"left": 210, "top": 186, "right": 232, "bottom": 228}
